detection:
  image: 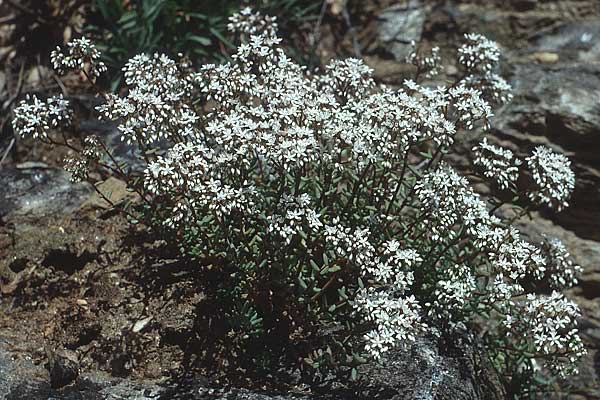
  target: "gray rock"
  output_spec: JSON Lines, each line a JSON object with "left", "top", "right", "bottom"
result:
{"left": 0, "top": 333, "right": 504, "bottom": 399}
{"left": 493, "top": 63, "right": 600, "bottom": 241}
{"left": 527, "top": 21, "right": 600, "bottom": 63}
{"left": 46, "top": 349, "right": 79, "bottom": 389}
{"left": 378, "top": 0, "right": 426, "bottom": 61}
{"left": 0, "top": 165, "right": 91, "bottom": 220}
{"left": 486, "top": 19, "right": 600, "bottom": 399}
{"left": 357, "top": 333, "right": 505, "bottom": 400}
{"left": 489, "top": 23, "right": 600, "bottom": 242}
{"left": 79, "top": 119, "right": 166, "bottom": 172}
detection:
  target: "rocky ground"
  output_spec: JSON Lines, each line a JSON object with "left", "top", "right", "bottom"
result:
{"left": 365, "top": 1, "right": 600, "bottom": 398}
{"left": 0, "top": 167, "right": 504, "bottom": 398}
{"left": 1, "top": 0, "right": 600, "bottom": 399}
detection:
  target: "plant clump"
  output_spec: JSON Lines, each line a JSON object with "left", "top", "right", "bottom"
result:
{"left": 12, "top": 8, "right": 585, "bottom": 397}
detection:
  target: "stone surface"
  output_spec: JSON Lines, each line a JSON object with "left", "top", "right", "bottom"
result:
{"left": 0, "top": 333, "right": 503, "bottom": 400}
{"left": 526, "top": 21, "right": 600, "bottom": 63}
{"left": 377, "top": 0, "right": 426, "bottom": 61}
{"left": 46, "top": 349, "right": 79, "bottom": 389}
{"left": 356, "top": 334, "right": 505, "bottom": 400}
{"left": 0, "top": 164, "right": 91, "bottom": 220}
{"left": 0, "top": 340, "right": 158, "bottom": 400}
{"left": 448, "top": 9, "right": 600, "bottom": 399}
{"left": 81, "top": 177, "right": 140, "bottom": 210}
{"left": 493, "top": 62, "right": 600, "bottom": 240}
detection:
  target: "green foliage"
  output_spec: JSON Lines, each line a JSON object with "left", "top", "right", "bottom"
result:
{"left": 90, "top": 0, "right": 322, "bottom": 90}
{"left": 14, "top": 11, "right": 585, "bottom": 394}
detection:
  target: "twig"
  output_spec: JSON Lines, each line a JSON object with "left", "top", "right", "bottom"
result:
{"left": 312, "top": 0, "right": 329, "bottom": 48}
{"left": 311, "top": 272, "right": 339, "bottom": 302}
{"left": 4, "top": 0, "right": 47, "bottom": 24}
{"left": 0, "top": 62, "right": 26, "bottom": 169}
{"left": 0, "top": 14, "right": 18, "bottom": 24}
{"left": 53, "top": 74, "right": 68, "bottom": 96}
{"left": 0, "top": 138, "right": 15, "bottom": 167}
{"left": 342, "top": 162, "right": 371, "bottom": 215}
{"left": 340, "top": 2, "right": 362, "bottom": 58}
{"left": 81, "top": 69, "right": 107, "bottom": 100}
{"left": 3, "top": 61, "right": 25, "bottom": 111}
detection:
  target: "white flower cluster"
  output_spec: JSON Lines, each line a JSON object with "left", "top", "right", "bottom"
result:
{"left": 433, "top": 263, "right": 476, "bottom": 317}
{"left": 325, "top": 222, "right": 376, "bottom": 269}
{"left": 227, "top": 6, "right": 278, "bottom": 38}
{"left": 415, "top": 164, "right": 494, "bottom": 241}
{"left": 509, "top": 292, "right": 586, "bottom": 377}
{"left": 319, "top": 58, "right": 375, "bottom": 99}
{"left": 458, "top": 33, "right": 500, "bottom": 73}
{"left": 63, "top": 156, "right": 88, "bottom": 183}
{"left": 464, "top": 73, "right": 513, "bottom": 105}
{"left": 472, "top": 226, "right": 533, "bottom": 289}
{"left": 12, "top": 94, "right": 71, "bottom": 139}
{"left": 268, "top": 194, "right": 323, "bottom": 244}
{"left": 97, "top": 53, "right": 198, "bottom": 144}
{"left": 369, "top": 240, "right": 420, "bottom": 291}
{"left": 526, "top": 146, "right": 575, "bottom": 211}
{"left": 82, "top": 135, "right": 102, "bottom": 161}
{"left": 51, "top": 37, "right": 107, "bottom": 78}
{"left": 406, "top": 42, "right": 442, "bottom": 78}
{"left": 63, "top": 135, "right": 103, "bottom": 183}
{"left": 15, "top": 10, "right": 585, "bottom": 383}
{"left": 472, "top": 138, "right": 521, "bottom": 190}
{"left": 488, "top": 227, "right": 547, "bottom": 281}
{"left": 353, "top": 288, "right": 425, "bottom": 359}
{"left": 482, "top": 274, "right": 523, "bottom": 305}
{"left": 336, "top": 235, "right": 425, "bottom": 359}
{"left": 414, "top": 159, "right": 582, "bottom": 376}
{"left": 448, "top": 85, "right": 493, "bottom": 130}
{"left": 144, "top": 142, "right": 255, "bottom": 225}
{"left": 400, "top": 80, "right": 457, "bottom": 146}
{"left": 541, "top": 237, "right": 582, "bottom": 290}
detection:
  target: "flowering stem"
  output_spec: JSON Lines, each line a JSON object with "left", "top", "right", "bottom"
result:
{"left": 81, "top": 69, "right": 107, "bottom": 101}
{"left": 310, "top": 272, "right": 339, "bottom": 303}
{"left": 343, "top": 162, "right": 372, "bottom": 215}
{"left": 386, "top": 147, "right": 411, "bottom": 213}
{"left": 87, "top": 179, "right": 139, "bottom": 221}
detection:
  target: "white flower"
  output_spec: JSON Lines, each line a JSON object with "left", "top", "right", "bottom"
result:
{"left": 473, "top": 138, "right": 522, "bottom": 190}
{"left": 267, "top": 194, "right": 323, "bottom": 244}
{"left": 415, "top": 163, "right": 493, "bottom": 241}
{"left": 406, "top": 42, "right": 442, "bottom": 78}
{"left": 464, "top": 73, "right": 513, "bottom": 105}
{"left": 353, "top": 288, "right": 425, "bottom": 359}
{"left": 51, "top": 37, "right": 107, "bottom": 78}
{"left": 449, "top": 84, "right": 493, "bottom": 129}
{"left": 489, "top": 228, "right": 547, "bottom": 281}
{"left": 362, "top": 241, "right": 420, "bottom": 292}
{"left": 541, "top": 237, "right": 583, "bottom": 289}
{"left": 227, "top": 7, "right": 278, "bottom": 38}
{"left": 64, "top": 156, "right": 88, "bottom": 183}
{"left": 458, "top": 33, "right": 500, "bottom": 73}
{"left": 526, "top": 146, "right": 575, "bottom": 211}
{"left": 12, "top": 94, "right": 71, "bottom": 139}
{"left": 513, "top": 291, "right": 586, "bottom": 376}
{"left": 432, "top": 264, "right": 476, "bottom": 318}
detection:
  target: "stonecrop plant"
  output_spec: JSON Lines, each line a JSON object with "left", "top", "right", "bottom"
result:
{"left": 13, "top": 7, "right": 585, "bottom": 396}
